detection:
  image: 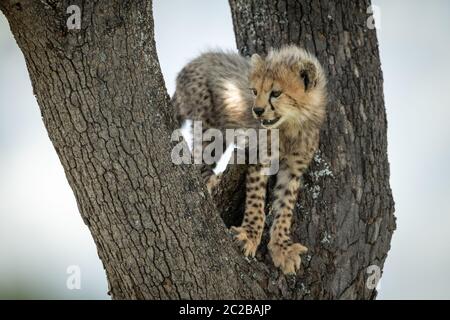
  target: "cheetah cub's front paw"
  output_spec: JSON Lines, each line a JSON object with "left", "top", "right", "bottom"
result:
{"left": 231, "top": 226, "right": 260, "bottom": 258}
{"left": 268, "top": 242, "right": 308, "bottom": 275}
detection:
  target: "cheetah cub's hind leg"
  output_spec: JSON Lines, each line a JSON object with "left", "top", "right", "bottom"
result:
{"left": 194, "top": 127, "right": 224, "bottom": 194}
{"left": 231, "top": 164, "right": 268, "bottom": 257}
{"left": 200, "top": 161, "right": 221, "bottom": 194}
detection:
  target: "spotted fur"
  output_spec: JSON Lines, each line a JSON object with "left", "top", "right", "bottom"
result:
{"left": 173, "top": 45, "right": 327, "bottom": 274}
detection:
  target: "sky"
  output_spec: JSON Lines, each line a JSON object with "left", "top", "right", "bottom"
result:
{"left": 0, "top": 0, "right": 449, "bottom": 299}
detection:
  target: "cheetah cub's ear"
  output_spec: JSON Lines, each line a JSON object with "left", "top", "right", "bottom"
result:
{"left": 299, "top": 61, "right": 318, "bottom": 91}
{"left": 250, "top": 53, "right": 264, "bottom": 69}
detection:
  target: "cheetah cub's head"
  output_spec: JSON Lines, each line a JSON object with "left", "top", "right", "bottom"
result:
{"left": 249, "top": 45, "right": 327, "bottom": 130}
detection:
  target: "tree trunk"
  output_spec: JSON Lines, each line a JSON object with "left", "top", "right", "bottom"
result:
{"left": 226, "top": 0, "right": 396, "bottom": 298}
{"left": 1, "top": 0, "right": 395, "bottom": 300}
{"left": 0, "top": 0, "right": 268, "bottom": 299}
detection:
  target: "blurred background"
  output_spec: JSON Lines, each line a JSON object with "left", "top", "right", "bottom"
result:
{"left": 0, "top": 0, "right": 449, "bottom": 299}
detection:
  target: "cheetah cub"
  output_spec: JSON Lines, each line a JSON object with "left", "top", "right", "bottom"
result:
{"left": 173, "top": 45, "right": 327, "bottom": 274}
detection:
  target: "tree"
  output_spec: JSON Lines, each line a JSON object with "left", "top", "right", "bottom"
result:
{"left": 1, "top": 0, "right": 394, "bottom": 299}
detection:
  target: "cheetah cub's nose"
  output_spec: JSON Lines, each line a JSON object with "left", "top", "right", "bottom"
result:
{"left": 253, "top": 107, "right": 265, "bottom": 117}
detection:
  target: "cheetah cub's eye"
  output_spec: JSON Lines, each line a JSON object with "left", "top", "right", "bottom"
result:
{"left": 250, "top": 88, "right": 258, "bottom": 96}
{"left": 271, "top": 90, "right": 282, "bottom": 98}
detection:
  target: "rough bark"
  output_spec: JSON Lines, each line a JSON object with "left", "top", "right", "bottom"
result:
{"left": 1, "top": 0, "right": 395, "bottom": 300}
{"left": 225, "top": 0, "right": 396, "bottom": 299}
{"left": 0, "top": 0, "right": 268, "bottom": 299}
